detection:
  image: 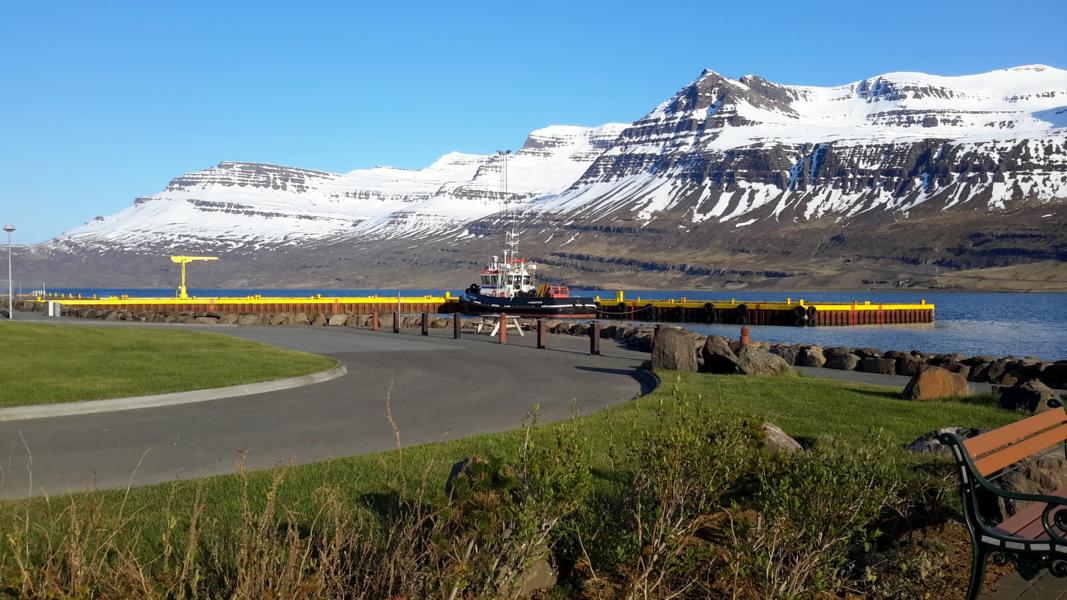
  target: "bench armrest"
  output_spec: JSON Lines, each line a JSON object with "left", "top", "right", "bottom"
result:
{"left": 1042, "top": 501, "right": 1067, "bottom": 546}
{"left": 940, "top": 431, "right": 1067, "bottom": 545}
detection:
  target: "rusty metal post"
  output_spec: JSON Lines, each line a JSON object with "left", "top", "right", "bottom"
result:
{"left": 536, "top": 318, "right": 547, "bottom": 349}
{"left": 453, "top": 312, "right": 462, "bottom": 339}
{"left": 590, "top": 320, "right": 601, "bottom": 355}
{"left": 740, "top": 326, "right": 750, "bottom": 346}
{"left": 393, "top": 310, "right": 400, "bottom": 333}
{"left": 498, "top": 312, "right": 507, "bottom": 344}
{"left": 421, "top": 312, "right": 429, "bottom": 336}
{"left": 371, "top": 310, "right": 379, "bottom": 331}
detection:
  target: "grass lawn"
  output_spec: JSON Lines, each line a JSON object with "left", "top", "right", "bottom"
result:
{"left": 0, "top": 369, "right": 1026, "bottom": 597}
{"left": 0, "top": 321, "right": 337, "bottom": 407}
{"left": 0, "top": 369, "right": 1019, "bottom": 537}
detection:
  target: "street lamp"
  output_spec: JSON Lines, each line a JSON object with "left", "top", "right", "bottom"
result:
{"left": 3, "top": 224, "right": 13, "bottom": 320}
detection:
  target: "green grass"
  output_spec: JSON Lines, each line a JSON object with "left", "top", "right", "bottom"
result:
{"left": 0, "top": 370, "right": 1018, "bottom": 543}
{"left": 0, "top": 321, "right": 337, "bottom": 407}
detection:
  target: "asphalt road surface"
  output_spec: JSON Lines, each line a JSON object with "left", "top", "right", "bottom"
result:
{"left": 0, "top": 320, "right": 653, "bottom": 499}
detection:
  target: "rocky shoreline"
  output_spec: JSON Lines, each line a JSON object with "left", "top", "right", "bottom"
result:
{"left": 27, "top": 304, "right": 1067, "bottom": 408}
{"left": 537, "top": 319, "right": 1066, "bottom": 411}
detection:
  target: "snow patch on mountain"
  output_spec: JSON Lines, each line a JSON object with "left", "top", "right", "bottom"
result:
{"left": 50, "top": 123, "right": 628, "bottom": 250}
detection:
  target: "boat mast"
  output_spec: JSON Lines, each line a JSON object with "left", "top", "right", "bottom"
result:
{"left": 498, "top": 149, "right": 515, "bottom": 266}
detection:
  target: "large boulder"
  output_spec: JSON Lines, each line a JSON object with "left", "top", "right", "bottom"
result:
{"left": 894, "top": 354, "right": 925, "bottom": 377}
{"left": 963, "top": 355, "right": 997, "bottom": 367}
{"left": 1038, "top": 362, "right": 1067, "bottom": 389}
{"left": 824, "top": 346, "right": 854, "bottom": 360}
{"left": 995, "top": 447, "right": 1067, "bottom": 520}
{"left": 700, "top": 336, "right": 740, "bottom": 374}
{"left": 943, "top": 362, "right": 972, "bottom": 381}
{"left": 906, "top": 427, "right": 985, "bottom": 454}
{"left": 796, "top": 345, "right": 826, "bottom": 368}
{"left": 999, "top": 380, "right": 1062, "bottom": 413}
{"left": 826, "top": 353, "right": 861, "bottom": 371}
{"left": 855, "top": 347, "right": 883, "bottom": 359}
{"left": 901, "top": 366, "right": 971, "bottom": 401}
{"left": 769, "top": 345, "right": 800, "bottom": 366}
{"left": 999, "top": 447, "right": 1067, "bottom": 500}
{"left": 218, "top": 313, "right": 239, "bottom": 325}
{"left": 977, "top": 359, "right": 1008, "bottom": 383}
{"left": 629, "top": 327, "right": 656, "bottom": 352}
{"left": 930, "top": 352, "right": 967, "bottom": 366}
{"left": 269, "top": 313, "right": 290, "bottom": 326}
{"left": 761, "top": 422, "right": 802, "bottom": 454}
{"left": 651, "top": 328, "right": 698, "bottom": 372}
{"left": 193, "top": 316, "right": 218, "bottom": 325}
{"left": 736, "top": 345, "right": 793, "bottom": 376}
{"left": 293, "top": 312, "right": 311, "bottom": 326}
{"left": 328, "top": 313, "right": 348, "bottom": 326}
{"left": 237, "top": 313, "right": 260, "bottom": 326}
{"left": 311, "top": 313, "right": 328, "bottom": 327}
{"left": 859, "top": 357, "right": 896, "bottom": 375}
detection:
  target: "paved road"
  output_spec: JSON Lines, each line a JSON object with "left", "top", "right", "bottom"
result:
{"left": 0, "top": 319, "right": 652, "bottom": 499}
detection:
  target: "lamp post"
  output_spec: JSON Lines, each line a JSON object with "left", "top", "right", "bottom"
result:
{"left": 3, "top": 224, "right": 13, "bottom": 320}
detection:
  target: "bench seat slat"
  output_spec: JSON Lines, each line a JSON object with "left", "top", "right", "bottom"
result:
{"left": 964, "top": 410, "right": 1067, "bottom": 458}
{"left": 993, "top": 484, "right": 1067, "bottom": 540}
{"left": 972, "top": 423, "right": 1067, "bottom": 476}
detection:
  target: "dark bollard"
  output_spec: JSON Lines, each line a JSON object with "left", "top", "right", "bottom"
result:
{"left": 536, "top": 319, "right": 547, "bottom": 349}
{"left": 589, "top": 320, "right": 601, "bottom": 356}
{"left": 421, "top": 312, "right": 429, "bottom": 336}
{"left": 453, "top": 312, "right": 462, "bottom": 339}
{"left": 371, "top": 311, "right": 380, "bottom": 331}
{"left": 499, "top": 312, "right": 507, "bottom": 344}
{"left": 393, "top": 311, "right": 401, "bottom": 334}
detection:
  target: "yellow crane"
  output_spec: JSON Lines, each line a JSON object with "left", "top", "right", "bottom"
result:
{"left": 170, "top": 256, "right": 218, "bottom": 299}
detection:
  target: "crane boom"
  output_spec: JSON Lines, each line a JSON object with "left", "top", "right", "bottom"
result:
{"left": 170, "top": 256, "right": 218, "bottom": 299}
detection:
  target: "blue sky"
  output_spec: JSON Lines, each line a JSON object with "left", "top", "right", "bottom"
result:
{"left": 2, "top": 0, "right": 1065, "bottom": 242}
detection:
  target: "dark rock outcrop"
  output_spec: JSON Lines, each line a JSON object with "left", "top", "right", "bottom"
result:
{"left": 652, "top": 327, "right": 697, "bottom": 372}
{"left": 701, "top": 335, "right": 740, "bottom": 374}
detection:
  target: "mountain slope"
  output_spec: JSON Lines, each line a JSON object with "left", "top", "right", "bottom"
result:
{"left": 533, "top": 65, "right": 1067, "bottom": 229}
{"left": 47, "top": 123, "right": 628, "bottom": 253}
{"left": 22, "top": 65, "right": 1067, "bottom": 291}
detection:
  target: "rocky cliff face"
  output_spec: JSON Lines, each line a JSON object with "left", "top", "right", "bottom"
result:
{"left": 24, "top": 65, "right": 1067, "bottom": 290}
{"left": 536, "top": 65, "right": 1067, "bottom": 228}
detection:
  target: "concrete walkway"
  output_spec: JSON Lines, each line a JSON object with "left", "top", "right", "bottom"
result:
{"left": 0, "top": 318, "right": 652, "bottom": 499}
{"left": 980, "top": 568, "right": 1065, "bottom": 600}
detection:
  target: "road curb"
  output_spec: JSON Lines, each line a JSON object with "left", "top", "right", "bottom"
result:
{"left": 0, "top": 364, "right": 348, "bottom": 422}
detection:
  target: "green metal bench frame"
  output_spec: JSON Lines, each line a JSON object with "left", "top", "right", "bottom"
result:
{"left": 940, "top": 406, "right": 1067, "bottom": 600}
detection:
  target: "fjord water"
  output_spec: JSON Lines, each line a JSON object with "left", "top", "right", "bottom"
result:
{"left": 45, "top": 288, "right": 1067, "bottom": 361}
{"left": 616, "top": 290, "right": 1067, "bottom": 362}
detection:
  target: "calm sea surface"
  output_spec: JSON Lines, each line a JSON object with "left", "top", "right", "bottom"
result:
{"left": 43, "top": 288, "right": 1067, "bottom": 361}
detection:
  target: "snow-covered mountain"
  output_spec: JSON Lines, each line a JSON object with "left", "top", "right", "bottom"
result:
{"left": 48, "top": 123, "right": 628, "bottom": 252}
{"left": 27, "top": 65, "right": 1067, "bottom": 290}
{"left": 533, "top": 64, "right": 1067, "bottom": 231}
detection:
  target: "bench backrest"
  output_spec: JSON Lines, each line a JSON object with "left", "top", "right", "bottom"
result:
{"left": 963, "top": 408, "right": 1067, "bottom": 477}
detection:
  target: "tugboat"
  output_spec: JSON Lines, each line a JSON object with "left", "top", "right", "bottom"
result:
{"left": 460, "top": 151, "right": 597, "bottom": 318}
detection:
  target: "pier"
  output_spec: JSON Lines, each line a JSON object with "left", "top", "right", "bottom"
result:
{"left": 23, "top": 291, "right": 935, "bottom": 327}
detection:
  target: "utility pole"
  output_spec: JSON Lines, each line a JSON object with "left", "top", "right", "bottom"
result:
{"left": 3, "top": 224, "right": 14, "bottom": 319}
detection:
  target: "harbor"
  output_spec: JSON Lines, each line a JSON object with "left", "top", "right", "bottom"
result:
{"left": 22, "top": 290, "right": 936, "bottom": 327}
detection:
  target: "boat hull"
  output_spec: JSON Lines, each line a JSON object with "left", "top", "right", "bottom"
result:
{"left": 460, "top": 293, "right": 597, "bottom": 318}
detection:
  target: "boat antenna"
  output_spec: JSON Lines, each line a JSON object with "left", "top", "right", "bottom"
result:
{"left": 497, "top": 149, "right": 514, "bottom": 263}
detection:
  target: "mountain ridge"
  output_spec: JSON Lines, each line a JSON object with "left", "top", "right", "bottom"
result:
{"left": 21, "top": 64, "right": 1067, "bottom": 291}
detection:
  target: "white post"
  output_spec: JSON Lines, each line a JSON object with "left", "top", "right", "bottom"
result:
{"left": 3, "top": 224, "right": 14, "bottom": 320}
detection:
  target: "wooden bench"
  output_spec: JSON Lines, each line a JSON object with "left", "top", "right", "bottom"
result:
{"left": 940, "top": 407, "right": 1067, "bottom": 600}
